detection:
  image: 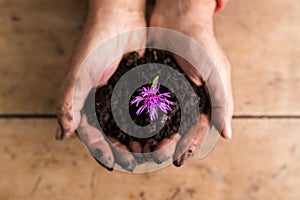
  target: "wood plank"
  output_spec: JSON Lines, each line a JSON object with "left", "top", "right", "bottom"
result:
{"left": 0, "top": 119, "right": 299, "bottom": 200}
{"left": 0, "top": 0, "right": 299, "bottom": 114}
{"left": 0, "top": 0, "right": 86, "bottom": 114}
{"left": 215, "top": 0, "right": 300, "bottom": 115}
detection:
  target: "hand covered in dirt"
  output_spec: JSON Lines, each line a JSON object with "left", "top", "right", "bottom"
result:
{"left": 56, "top": 0, "right": 146, "bottom": 171}
{"left": 150, "top": 0, "right": 234, "bottom": 166}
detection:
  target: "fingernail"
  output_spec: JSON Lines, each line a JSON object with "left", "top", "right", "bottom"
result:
{"left": 224, "top": 121, "right": 232, "bottom": 139}
{"left": 173, "top": 160, "right": 182, "bottom": 167}
{"left": 136, "top": 156, "right": 146, "bottom": 164}
{"left": 173, "top": 154, "right": 185, "bottom": 167}
{"left": 55, "top": 126, "right": 63, "bottom": 140}
{"left": 121, "top": 160, "right": 137, "bottom": 172}
{"left": 106, "top": 167, "right": 114, "bottom": 171}
{"left": 94, "top": 158, "right": 115, "bottom": 171}
{"left": 187, "top": 149, "right": 194, "bottom": 160}
{"left": 63, "top": 132, "right": 71, "bottom": 140}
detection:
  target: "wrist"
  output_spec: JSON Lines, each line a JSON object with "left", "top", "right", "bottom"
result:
{"left": 88, "top": 0, "right": 146, "bottom": 17}
{"left": 154, "top": 0, "right": 215, "bottom": 26}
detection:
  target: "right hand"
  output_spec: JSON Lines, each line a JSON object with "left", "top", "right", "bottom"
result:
{"left": 56, "top": 0, "right": 146, "bottom": 171}
{"left": 149, "top": 0, "right": 234, "bottom": 166}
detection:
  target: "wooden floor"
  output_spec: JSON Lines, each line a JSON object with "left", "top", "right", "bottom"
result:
{"left": 1, "top": 119, "right": 300, "bottom": 200}
{"left": 0, "top": 0, "right": 299, "bottom": 199}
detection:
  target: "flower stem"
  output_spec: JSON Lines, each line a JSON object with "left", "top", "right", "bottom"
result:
{"left": 151, "top": 76, "right": 159, "bottom": 88}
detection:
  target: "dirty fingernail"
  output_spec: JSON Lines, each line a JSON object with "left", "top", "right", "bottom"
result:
{"left": 120, "top": 159, "right": 137, "bottom": 172}
{"left": 187, "top": 149, "right": 194, "bottom": 160}
{"left": 94, "top": 157, "right": 115, "bottom": 171}
{"left": 173, "top": 155, "right": 184, "bottom": 167}
{"left": 173, "top": 159, "right": 182, "bottom": 167}
{"left": 55, "top": 126, "right": 63, "bottom": 140}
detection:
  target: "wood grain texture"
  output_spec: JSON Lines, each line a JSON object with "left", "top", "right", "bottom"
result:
{"left": 0, "top": 0, "right": 87, "bottom": 114}
{"left": 215, "top": 0, "right": 300, "bottom": 115}
{"left": 0, "top": 119, "right": 299, "bottom": 200}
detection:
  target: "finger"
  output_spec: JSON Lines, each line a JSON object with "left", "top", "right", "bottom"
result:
{"left": 55, "top": 29, "right": 98, "bottom": 140}
{"left": 122, "top": 47, "right": 145, "bottom": 59}
{"left": 222, "top": 82, "right": 234, "bottom": 139}
{"left": 173, "top": 122, "right": 198, "bottom": 167}
{"left": 56, "top": 28, "right": 121, "bottom": 140}
{"left": 56, "top": 56, "right": 121, "bottom": 140}
{"left": 129, "top": 139, "right": 146, "bottom": 164}
{"left": 205, "top": 58, "right": 233, "bottom": 139}
{"left": 200, "top": 35, "right": 233, "bottom": 139}
{"left": 77, "top": 114, "right": 115, "bottom": 171}
{"left": 173, "top": 114, "right": 210, "bottom": 167}
{"left": 142, "top": 138, "right": 158, "bottom": 161}
{"left": 56, "top": 75, "right": 83, "bottom": 140}
{"left": 107, "top": 136, "right": 137, "bottom": 172}
{"left": 56, "top": 106, "right": 78, "bottom": 140}
{"left": 56, "top": 62, "right": 94, "bottom": 140}
{"left": 220, "top": 83, "right": 233, "bottom": 139}
{"left": 96, "top": 58, "right": 122, "bottom": 87}
{"left": 152, "top": 133, "right": 181, "bottom": 164}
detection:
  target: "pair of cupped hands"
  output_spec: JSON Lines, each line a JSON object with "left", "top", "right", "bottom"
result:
{"left": 56, "top": 0, "right": 233, "bottom": 171}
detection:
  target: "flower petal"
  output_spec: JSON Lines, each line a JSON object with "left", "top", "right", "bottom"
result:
{"left": 149, "top": 107, "right": 158, "bottom": 121}
{"left": 158, "top": 102, "right": 172, "bottom": 113}
{"left": 136, "top": 104, "right": 147, "bottom": 115}
{"left": 159, "top": 96, "right": 174, "bottom": 105}
{"left": 130, "top": 96, "right": 145, "bottom": 107}
{"left": 159, "top": 92, "right": 171, "bottom": 98}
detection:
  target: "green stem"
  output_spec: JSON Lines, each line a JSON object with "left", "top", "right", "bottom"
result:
{"left": 151, "top": 76, "right": 159, "bottom": 88}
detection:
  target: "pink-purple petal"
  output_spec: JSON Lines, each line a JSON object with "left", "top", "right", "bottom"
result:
{"left": 136, "top": 104, "right": 147, "bottom": 115}
{"left": 130, "top": 96, "right": 144, "bottom": 105}
{"left": 149, "top": 107, "right": 158, "bottom": 120}
{"left": 158, "top": 92, "right": 171, "bottom": 98}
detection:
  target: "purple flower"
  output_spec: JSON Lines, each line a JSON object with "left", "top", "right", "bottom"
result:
{"left": 130, "top": 76, "right": 174, "bottom": 121}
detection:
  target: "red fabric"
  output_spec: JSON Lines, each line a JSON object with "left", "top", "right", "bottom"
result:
{"left": 216, "top": 0, "right": 227, "bottom": 12}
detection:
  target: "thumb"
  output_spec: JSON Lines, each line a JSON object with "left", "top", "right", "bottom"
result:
{"left": 205, "top": 55, "right": 233, "bottom": 139}
{"left": 56, "top": 66, "right": 93, "bottom": 140}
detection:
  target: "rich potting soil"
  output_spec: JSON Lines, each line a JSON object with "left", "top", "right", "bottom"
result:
{"left": 85, "top": 48, "right": 210, "bottom": 152}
